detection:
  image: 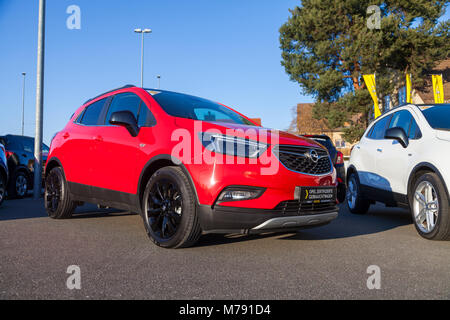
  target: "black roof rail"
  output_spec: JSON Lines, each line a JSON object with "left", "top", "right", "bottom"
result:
{"left": 83, "top": 84, "right": 136, "bottom": 105}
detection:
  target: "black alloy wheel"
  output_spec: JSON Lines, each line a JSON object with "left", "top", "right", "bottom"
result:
{"left": 45, "top": 169, "right": 62, "bottom": 214}
{"left": 141, "top": 166, "right": 202, "bottom": 248}
{"left": 146, "top": 179, "right": 183, "bottom": 240}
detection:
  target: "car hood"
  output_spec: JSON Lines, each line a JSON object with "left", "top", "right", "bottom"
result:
{"left": 174, "top": 118, "right": 325, "bottom": 149}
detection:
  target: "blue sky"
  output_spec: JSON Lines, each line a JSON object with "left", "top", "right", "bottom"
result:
{"left": 0, "top": 0, "right": 305, "bottom": 144}
{"left": 0, "top": 1, "right": 449, "bottom": 144}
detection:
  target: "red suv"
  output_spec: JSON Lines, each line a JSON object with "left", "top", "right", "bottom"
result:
{"left": 45, "top": 85, "right": 338, "bottom": 248}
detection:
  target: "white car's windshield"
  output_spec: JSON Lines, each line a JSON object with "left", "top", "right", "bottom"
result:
{"left": 420, "top": 104, "right": 450, "bottom": 131}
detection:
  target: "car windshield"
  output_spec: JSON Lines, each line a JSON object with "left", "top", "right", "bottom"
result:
{"left": 420, "top": 104, "right": 450, "bottom": 131}
{"left": 147, "top": 90, "right": 254, "bottom": 126}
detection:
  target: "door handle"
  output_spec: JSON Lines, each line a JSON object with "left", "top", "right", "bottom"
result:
{"left": 93, "top": 136, "right": 103, "bottom": 142}
{"left": 376, "top": 148, "right": 383, "bottom": 153}
{"left": 63, "top": 132, "right": 70, "bottom": 139}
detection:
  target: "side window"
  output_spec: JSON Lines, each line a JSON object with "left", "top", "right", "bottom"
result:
{"left": 137, "top": 104, "right": 156, "bottom": 127}
{"left": 408, "top": 118, "right": 422, "bottom": 140}
{"left": 106, "top": 93, "right": 141, "bottom": 124}
{"left": 388, "top": 110, "right": 412, "bottom": 135}
{"left": 74, "top": 109, "right": 86, "bottom": 124}
{"left": 368, "top": 115, "right": 391, "bottom": 140}
{"left": 79, "top": 98, "right": 107, "bottom": 126}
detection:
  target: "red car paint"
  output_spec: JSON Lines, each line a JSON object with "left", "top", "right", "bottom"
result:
{"left": 47, "top": 86, "right": 336, "bottom": 212}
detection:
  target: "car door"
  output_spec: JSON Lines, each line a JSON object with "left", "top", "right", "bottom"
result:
{"left": 93, "top": 92, "right": 156, "bottom": 195}
{"left": 61, "top": 98, "right": 109, "bottom": 187}
{"left": 374, "top": 109, "right": 421, "bottom": 195}
{"left": 356, "top": 114, "right": 392, "bottom": 189}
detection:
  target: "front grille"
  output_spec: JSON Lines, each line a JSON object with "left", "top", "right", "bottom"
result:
{"left": 275, "top": 145, "right": 332, "bottom": 175}
{"left": 274, "top": 200, "right": 337, "bottom": 215}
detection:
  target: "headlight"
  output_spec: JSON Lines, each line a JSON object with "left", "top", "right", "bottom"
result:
{"left": 199, "top": 133, "right": 268, "bottom": 158}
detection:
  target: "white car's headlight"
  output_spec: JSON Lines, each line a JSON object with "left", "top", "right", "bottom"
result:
{"left": 199, "top": 133, "right": 268, "bottom": 158}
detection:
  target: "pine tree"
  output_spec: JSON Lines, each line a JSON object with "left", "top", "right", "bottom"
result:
{"left": 280, "top": 0, "right": 450, "bottom": 142}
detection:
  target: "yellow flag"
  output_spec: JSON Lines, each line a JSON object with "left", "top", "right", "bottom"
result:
{"left": 406, "top": 73, "right": 412, "bottom": 103}
{"left": 363, "top": 74, "right": 381, "bottom": 119}
{"left": 432, "top": 75, "right": 444, "bottom": 103}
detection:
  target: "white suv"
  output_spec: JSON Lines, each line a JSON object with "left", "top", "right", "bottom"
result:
{"left": 347, "top": 103, "right": 450, "bottom": 240}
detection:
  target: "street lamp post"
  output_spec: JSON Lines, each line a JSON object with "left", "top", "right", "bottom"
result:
{"left": 33, "top": 0, "right": 46, "bottom": 199}
{"left": 134, "top": 28, "right": 152, "bottom": 87}
{"left": 21, "top": 72, "right": 26, "bottom": 136}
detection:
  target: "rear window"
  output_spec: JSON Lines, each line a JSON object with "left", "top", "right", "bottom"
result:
{"left": 312, "top": 138, "right": 334, "bottom": 151}
{"left": 420, "top": 105, "right": 450, "bottom": 131}
{"left": 0, "top": 136, "right": 22, "bottom": 150}
{"left": 148, "top": 90, "right": 254, "bottom": 125}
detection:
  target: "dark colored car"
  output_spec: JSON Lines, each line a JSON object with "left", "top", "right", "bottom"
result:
{"left": 0, "top": 135, "right": 49, "bottom": 198}
{"left": 0, "top": 143, "right": 7, "bottom": 206}
{"left": 44, "top": 85, "right": 338, "bottom": 248}
{"left": 303, "top": 135, "right": 346, "bottom": 203}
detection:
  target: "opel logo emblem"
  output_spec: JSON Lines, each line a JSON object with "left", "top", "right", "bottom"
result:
{"left": 306, "top": 149, "right": 319, "bottom": 163}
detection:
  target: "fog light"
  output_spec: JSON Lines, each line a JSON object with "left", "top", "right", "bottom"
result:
{"left": 217, "top": 187, "right": 265, "bottom": 203}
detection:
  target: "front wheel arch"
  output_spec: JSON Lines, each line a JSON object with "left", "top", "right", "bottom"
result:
{"left": 407, "top": 163, "right": 450, "bottom": 207}
{"left": 137, "top": 155, "right": 200, "bottom": 211}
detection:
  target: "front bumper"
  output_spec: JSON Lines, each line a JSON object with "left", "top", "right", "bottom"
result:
{"left": 197, "top": 203, "right": 338, "bottom": 234}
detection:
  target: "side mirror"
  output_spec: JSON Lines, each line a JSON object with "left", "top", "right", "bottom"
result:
{"left": 109, "top": 111, "right": 140, "bottom": 137}
{"left": 385, "top": 127, "right": 409, "bottom": 148}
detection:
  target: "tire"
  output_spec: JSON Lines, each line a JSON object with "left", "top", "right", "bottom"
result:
{"left": 44, "top": 167, "right": 77, "bottom": 219}
{"left": 337, "top": 183, "right": 346, "bottom": 204}
{"left": 0, "top": 172, "right": 6, "bottom": 206}
{"left": 410, "top": 173, "right": 450, "bottom": 241}
{"left": 346, "top": 172, "right": 370, "bottom": 214}
{"left": 8, "top": 171, "right": 28, "bottom": 199}
{"left": 141, "top": 166, "right": 202, "bottom": 248}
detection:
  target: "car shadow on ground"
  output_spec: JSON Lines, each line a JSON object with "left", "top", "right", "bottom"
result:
{"left": 194, "top": 204, "right": 413, "bottom": 247}
{"left": 0, "top": 199, "right": 126, "bottom": 221}
{"left": 1, "top": 198, "right": 413, "bottom": 246}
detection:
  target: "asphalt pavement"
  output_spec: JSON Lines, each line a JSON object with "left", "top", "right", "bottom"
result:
{"left": 0, "top": 197, "right": 449, "bottom": 299}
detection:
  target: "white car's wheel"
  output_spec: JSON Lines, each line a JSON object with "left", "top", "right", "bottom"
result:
{"left": 346, "top": 172, "right": 370, "bottom": 214}
{"left": 411, "top": 173, "right": 450, "bottom": 240}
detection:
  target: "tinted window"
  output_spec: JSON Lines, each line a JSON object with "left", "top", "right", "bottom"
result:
{"left": 408, "top": 118, "right": 422, "bottom": 139}
{"left": 75, "top": 109, "right": 86, "bottom": 124}
{"left": 149, "top": 90, "right": 254, "bottom": 125}
{"left": 421, "top": 105, "right": 450, "bottom": 131}
{"left": 1, "top": 136, "right": 23, "bottom": 150}
{"left": 106, "top": 93, "right": 141, "bottom": 124}
{"left": 312, "top": 138, "right": 334, "bottom": 152}
{"left": 368, "top": 115, "right": 391, "bottom": 140}
{"left": 137, "top": 105, "right": 156, "bottom": 127}
{"left": 80, "top": 98, "right": 107, "bottom": 125}
{"left": 389, "top": 110, "right": 412, "bottom": 134}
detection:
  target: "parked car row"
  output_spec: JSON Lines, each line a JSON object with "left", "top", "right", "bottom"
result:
{"left": 0, "top": 135, "right": 49, "bottom": 204}
{"left": 4, "top": 85, "right": 449, "bottom": 246}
